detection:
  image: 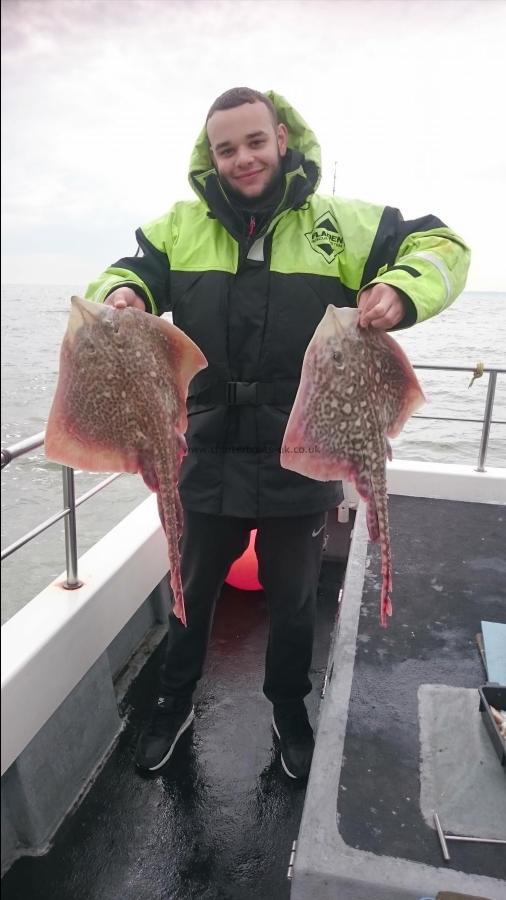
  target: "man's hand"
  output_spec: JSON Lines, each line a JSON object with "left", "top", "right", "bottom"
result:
{"left": 358, "top": 284, "right": 405, "bottom": 330}
{"left": 105, "top": 287, "right": 146, "bottom": 311}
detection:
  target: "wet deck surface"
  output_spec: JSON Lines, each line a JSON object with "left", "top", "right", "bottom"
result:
{"left": 1, "top": 557, "right": 345, "bottom": 900}
{"left": 337, "top": 496, "right": 506, "bottom": 880}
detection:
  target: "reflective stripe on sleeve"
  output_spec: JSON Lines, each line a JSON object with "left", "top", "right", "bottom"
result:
{"left": 401, "top": 251, "right": 452, "bottom": 307}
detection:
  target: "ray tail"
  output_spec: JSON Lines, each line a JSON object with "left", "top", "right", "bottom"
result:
{"left": 370, "top": 472, "right": 393, "bottom": 627}
{"left": 154, "top": 441, "right": 187, "bottom": 627}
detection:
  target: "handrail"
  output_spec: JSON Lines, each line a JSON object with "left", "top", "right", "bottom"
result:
{"left": 476, "top": 371, "right": 498, "bottom": 472}
{"left": 1, "top": 363, "right": 504, "bottom": 587}
{"left": 411, "top": 364, "right": 505, "bottom": 373}
{"left": 0, "top": 473, "right": 122, "bottom": 561}
{"left": 0, "top": 430, "right": 46, "bottom": 469}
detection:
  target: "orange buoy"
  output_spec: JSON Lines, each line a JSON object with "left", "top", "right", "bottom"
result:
{"left": 225, "top": 528, "right": 262, "bottom": 591}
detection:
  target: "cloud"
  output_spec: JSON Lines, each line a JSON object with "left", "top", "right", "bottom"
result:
{"left": 2, "top": 0, "right": 505, "bottom": 289}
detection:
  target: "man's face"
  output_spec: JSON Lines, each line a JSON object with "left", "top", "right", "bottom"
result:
{"left": 207, "top": 101, "right": 288, "bottom": 199}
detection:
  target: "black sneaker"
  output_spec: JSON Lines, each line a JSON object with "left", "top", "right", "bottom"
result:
{"left": 135, "top": 698, "right": 194, "bottom": 771}
{"left": 272, "top": 701, "right": 314, "bottom": 780}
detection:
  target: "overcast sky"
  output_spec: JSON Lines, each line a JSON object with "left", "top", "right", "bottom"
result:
{"left": 2, "top": 0, "right": 505, "bottom": 290}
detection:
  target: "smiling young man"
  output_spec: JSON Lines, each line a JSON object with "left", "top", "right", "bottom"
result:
{"left": 206, "top": 94, "right": 288, "bottom": 201}
{"left": 86, "top": 87, "right": 470, "bottom": 780}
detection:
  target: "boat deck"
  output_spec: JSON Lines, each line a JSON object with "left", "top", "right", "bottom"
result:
{"left": 2, "top": 496, "right": 505, "bottom": 899}
{"left": 292, "top": 495, "right": 506, "bottom": 899}
{"left": 1, "top": 552, "right": 346, "bottom": 899}
{"left": 340, "top": 496, "right": 505, "bottom": 873}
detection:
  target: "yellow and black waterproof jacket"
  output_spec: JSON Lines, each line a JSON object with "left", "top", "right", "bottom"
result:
{"left": 86, "top": 92, "right": 470, "bottom": 517}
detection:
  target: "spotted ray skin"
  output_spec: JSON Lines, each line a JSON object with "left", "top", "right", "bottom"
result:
{"left": 45, "top": 296, "right": 207, "bottom": 626}
{"left": 281, "top": 306, "right": 425, "bottom": 626}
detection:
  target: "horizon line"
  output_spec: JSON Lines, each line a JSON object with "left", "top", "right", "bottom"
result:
{"left": 1, "top": 283, "right": 505, "bottom": 297}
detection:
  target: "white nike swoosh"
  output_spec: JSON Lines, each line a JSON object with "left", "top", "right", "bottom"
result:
{"left": 312, "top": 524, "right": 325, "bottom": 538}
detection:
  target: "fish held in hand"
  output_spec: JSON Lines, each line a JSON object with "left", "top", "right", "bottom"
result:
{"left": 45, "top": 296, "right": 208, "bottom": 626}
{"left": 281, "top": 305, "right": 424, "bottom": 625}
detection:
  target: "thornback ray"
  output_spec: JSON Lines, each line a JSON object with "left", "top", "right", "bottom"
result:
{"left": 281, "top": 305, "right": 425, "bottom": 625}
{"left": 45, "top": 295, "right": 208, "bottom": 626}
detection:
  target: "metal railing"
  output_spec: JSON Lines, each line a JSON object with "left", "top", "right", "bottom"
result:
{"left": 1, "top": 363, "right": 505, "bottom": 589}
{"left": 1, "top": 442, "right": 122, "bottom": 587}
{"left": 410, "top": 365, "right": 503, "bottom": 473}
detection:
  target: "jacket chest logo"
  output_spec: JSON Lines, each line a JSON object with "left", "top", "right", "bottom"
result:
{"left": 305, "top": 211, "right": 344, "bottom": 264}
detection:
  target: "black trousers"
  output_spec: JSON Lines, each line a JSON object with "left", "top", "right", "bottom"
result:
{"left": 158, "top": 509, "right": 327, "bottom": 705}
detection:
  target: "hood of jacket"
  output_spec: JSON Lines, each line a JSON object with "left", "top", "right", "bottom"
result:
{"left": 188, "top": 91, "right": 322, "bottom": 238}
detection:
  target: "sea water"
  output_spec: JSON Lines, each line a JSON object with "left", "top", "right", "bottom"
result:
{"left": 1, "top": 286, "right": 505, "bottom": 623}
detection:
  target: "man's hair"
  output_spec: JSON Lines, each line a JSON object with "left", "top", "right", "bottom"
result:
{"left": 206, "top": 87, "right": 279, "bottom": 127}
